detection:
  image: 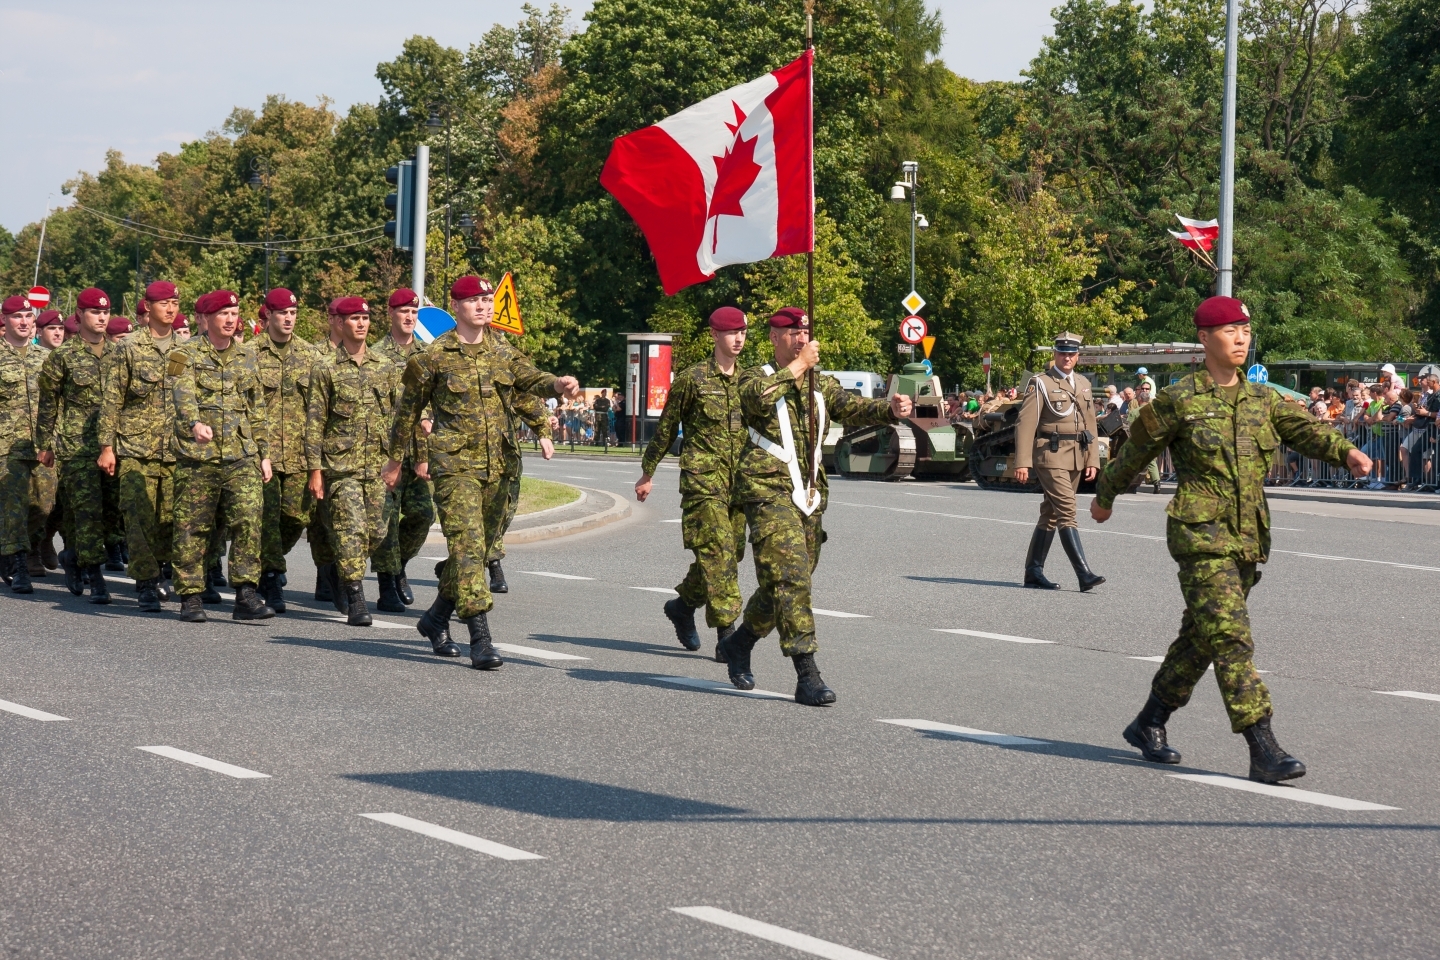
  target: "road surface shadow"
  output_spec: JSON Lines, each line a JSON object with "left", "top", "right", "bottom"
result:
{"left": 905, "top": 576, "right": 1026, "bottom": 590}
{"left": 270, "top": 634, "right": 444, "bottom": 667}
{"left": 531, "top": 633, "right": 699, "bottom": 659}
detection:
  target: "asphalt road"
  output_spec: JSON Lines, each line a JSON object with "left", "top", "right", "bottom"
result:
{"left": 2, "top": 454, "right": 1437, "bottom": 959}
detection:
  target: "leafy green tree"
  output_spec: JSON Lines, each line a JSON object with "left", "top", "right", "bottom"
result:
{"left": 478, "top": 211, "right": 593, "bottom": 370}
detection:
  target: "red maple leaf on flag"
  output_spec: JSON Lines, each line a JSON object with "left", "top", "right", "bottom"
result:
{"left": 708, "top": 102, "right": 763, "bottom": 252}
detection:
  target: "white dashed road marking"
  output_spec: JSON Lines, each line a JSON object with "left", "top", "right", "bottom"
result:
{"left": 629, "top": 586, "right": 678, "bottom": 594}
{"left": 660, "top": 518, "right": 682, "bottom": 523}
{"left": 1168, "top": 774, "right": 1399, "bottom": 811}
{"left": 1129, "top": 656, "right": 1268, "bottom": 674}
{"left": 1376, "top": 690, "right": 1440, "bottom": 703}
{"left": 672, "top": 907, "right": 889, "bottom": 960}
{"left": 652, "top": 676, "right": 793, "bottom": 702}
{"left": 520, "top": 571, "right": 594, "bottom": 580}
{"left": 360, "top": 813, "right": 544, "bottom": 860}
{"left": 935, "top": 628, "right": 1054, "bottom": 645}
{"left": 492, "top": 643, "right": 589, "bottom": 661}
{"left": 136, "top": 746, "right": 270, "bottom": 779}
{"left": 0, "top": 698, "right": 69, "bottom": 721}
{"left": 813, "top": 608, "right": 870, "bottom": 619}
{"left": 561, "top": 475, "right": 595, "bottom": 480}
{"left": 877, "top": 718, "right": 1046, "bottom": 746}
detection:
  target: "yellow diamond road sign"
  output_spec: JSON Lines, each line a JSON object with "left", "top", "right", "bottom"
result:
{"left": 902, "top": 290, "right": 925, "bottom": 314}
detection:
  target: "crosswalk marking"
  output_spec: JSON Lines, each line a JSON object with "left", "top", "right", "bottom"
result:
{"left": 136, "top": 746, "right": 270, "bottom": 779}
{"left": 360, "top": 813, "right": 544, "bottom": 860}
{"left": 492, "top": 642, "right": 589, "bottom": 661}
{"left": 877, "top": 718, "right": 1046, "bottom": 746}
{"left": 520, "top": 571, "right": 594, "bottom": 581}
{"left": 672, "top": 907, "right": 889, "bottom": 960}
{"left": 1376, "top": 690, "right": 1440, "bottom": 703}
{"left": 0, "top": 698, "right": 69, "bottom": 722}
{"left": 934, "top": 628, "right": 1054, "bottom": 645}
{"left": 1168, "top": 774, "right": 1399, "bottom": 811}
{"left": 652, "top": 675, "right": 793, "bottom": 702}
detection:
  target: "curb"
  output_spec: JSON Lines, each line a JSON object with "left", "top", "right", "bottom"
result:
{"left": 522, "top": 449, "right": 643, "bottom": 463}
{"left": 505, "top": 486, "right": 632, "bottom": 545}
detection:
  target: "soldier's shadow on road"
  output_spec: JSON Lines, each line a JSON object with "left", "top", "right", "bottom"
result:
{"left": 530, "top": 633, "right": 698, "bottom": 659}
{"left": 270, "top": 634, "right": 446, "bottom": 667}
{"left": 905, "top": 575, "right": 1028, "bottom": 590}
{"left": 898, "top": 726, "right": 1228, "bottom": 777}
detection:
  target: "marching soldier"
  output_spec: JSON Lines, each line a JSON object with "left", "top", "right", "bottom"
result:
{"left": 305, "top": 297, "right": 402, "bottom": 627}
{"left": 167, "top": 290, "right": 274, "bottom": 623}
{"left": 716, "top": 308, "right": 911, "bottom": 705}
{"left": 253, "top": 288, "right": 317, "bottom": 613}
{"left": 0, "top": 296, "right": 41, "bottom": 592}
{"left": 97, "top": 280, "right": 181, "bottom": 612}
{"left": 1094, "top": 296, "right": 1372, "bottom": 783}
{"left": 308, "top": 307, "right": 346, "bottom": 608}
{"left": 384, "top": 275, "right": 579, "bottom": 666}
{"left": 370, "top": 288, "right": 434, "bottom": 612}
{"left": 29, "top": 310, "right": 65, "bottom": 573}
{"left": 1013, "top": 332, "right": 1105, "bottom": 591}
{"left": 36, "top": 287, "right": 119, "bottom": 603}
{"left": 635, "top": 306, "right": 750, "bottom": 652}
{"left": 37, "top": 310, "right": 66, "bottom": 351}
{"left": 484, "top": 390, "right": 555, "bottom": 594}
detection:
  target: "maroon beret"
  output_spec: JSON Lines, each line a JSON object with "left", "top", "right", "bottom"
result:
{"left": 77, "top": 288, "right": 110, "bottom": 310}
{"left": 329, "top": 296, "right": 369, "bottom": 316}
{"left": 1, "top": 295, "right": 30, "bottom": 315}
{"left": 768, "top": 306, "right": 810, "bottom": 329}
{"left": 1194, "top": 296, "right": 1251, "bottom": 328}
{"left": 388, "top": 288, "right": 420, "bottom": 309}
{"left": 64, "top": 315, "right": 79, "bottom": 335}
{"left": 106, "top": 316, "right": 133, "bottom": 335}
{"left": 257, "top": 305, "right": 269, "bottom": 322}
{"left": 709, "top": 306, "right": 747, "bottom": 331}
{"left": 451, "top": 275, "right": 493, "bottom": 300}
{"left": 36, "top": 310, "right": 64, "bottom": 328}
{"left": 264, "top": 288, "right": 298, "bottom": 311}
{"left": 144, "top": 280, "right": 178, "bottom": 302}
{"left": 173, "top": 314, "right": 190, "bottom": 331}
{"left": 212, "top": 290, "right": 239, "bottom": 311}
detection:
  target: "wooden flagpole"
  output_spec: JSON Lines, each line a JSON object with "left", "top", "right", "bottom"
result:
{"left": 805, "top": 0, "right": 818, "bottom": 498}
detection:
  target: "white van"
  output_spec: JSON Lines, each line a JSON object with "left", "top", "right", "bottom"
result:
{"left": 823, "top": 371, "right": 887, "bottom": 399}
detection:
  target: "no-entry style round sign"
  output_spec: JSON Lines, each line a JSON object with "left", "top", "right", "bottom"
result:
{"left": 27, "top": 286, "right": 50, "bottom": 310}
{"left": 899, "top": 315, "right": 927, "bottom": 344}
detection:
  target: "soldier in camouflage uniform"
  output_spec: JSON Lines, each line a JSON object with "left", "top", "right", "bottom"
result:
{"left": 36, "top": 287, "right": 119, "bottom": 604}
{"left": 385, "top": 275, "right": 578, "bottom": 667}
{"left": 636, "top": 307, "right": 750, "bottom": 653}
{"left": 1095, "top": 296, "right": 1371, "bottom": 783}
{"left": 0, "top": 296, "right": 41, "bottom": 593}
{"left": 716, "top": 308, "right": 911, "bottom": 706}
{"left": 28, "top": 310, "right": 65, "bottom": 575}
{"left": 167, "top": 289, "right": 274, "bottom": 623}
{"left": 308, "top": 311, "right": 345, "bottom": 607}
{"left": 306, "top": 297, "right": 401, "bottom": 627}
{"left": 484, "top": 387, "right": 555, "bottom": 594}
{"left": 370, "top": 288, "right": 434, "bottom": 612}
{"left": 253, "top": 288, "right": 316, "bottom": 614}
{"left": 97, "top": 280, "right": 182, "bottom": 612}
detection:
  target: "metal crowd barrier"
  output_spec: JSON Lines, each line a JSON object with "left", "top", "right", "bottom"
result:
{"left": 1266, "top": 420, "right": 1439, "bottom": 492}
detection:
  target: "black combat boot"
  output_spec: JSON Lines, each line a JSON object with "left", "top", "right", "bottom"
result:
{"left": 664, "top": 596, "right": 702, "bottom": 651}
{"left": 376, "top": 573, "right": 406, "bottom": 613}
{"left": 321, "top": 564, "right": 348, "bottom": 615}
{"left": 10, "top": 552, "right": 33, "bottom": 594}
{"left": 314, "top": 564, "right": 333, "bottom": 603}
{"left": 716, "top": 622, "right": 737, "bottom": 656}
{"left": 344, "top": 580, "right": 373, "bottom": 627}
{"left": 793, "top": 653, "right": 837, "bottom": 706}
{"left": 1022, "top": 527, "right": 1060, "bottom": 589}
{"left": 487, "top": 559, "right": 508, "bottom": 594}
{"left": 209, "top": 561, "right": 227, "bottom": 587}
{"left": 715, "top": 623, "right": 759, "bottom": 690}
{"left": 26, "top": 552, "right": 45, "bottom": 578}
{"left": 136, "top": 578, "right": 162, "bottom": 613}
{"left": 86, "top": 565, "right": 111, "bottom": 605}
{"left": 200, "top": 565, "right": 223, "bottom": 604}
{"left": 40, "top": 538, "right": 59, "bottom": 571}
{"left": 416, "top": 594, "right": 460, "bottom": 656}
{"left": 259, "top": 570, "right": 286, "bottom": 614}
{"left": 105, "top": 542, "right": 126, "bottom": 572}
{"left": 1123, "top": 694, "right": 1182, "bottom": 764}
{"left": 465, "top": 613, "right": 503, "bottom": 670}
{"left": 178, "top": 594, "right": 207, "bottom": 623}
{"left": 396, "top": 564, "right": 414, "bottom": 605}
{"left": 232, "top": 583, "right": 276, "bottom": 621}
{"left": 0, "top": 553, "right": 11, "bottom": 585}
{"left": 1058, "top": 527, "right": 1105, "bottom": 592}
{"left": 60, "top": 548, "right": 83, "bottom": 596}
{"left": 1241, "top": 717, "right": 1306, "bottom": 784}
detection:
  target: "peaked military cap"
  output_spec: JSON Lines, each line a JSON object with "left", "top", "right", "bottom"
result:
{"left": 1053, "top": 331, "right": 1083, "bottom": 354}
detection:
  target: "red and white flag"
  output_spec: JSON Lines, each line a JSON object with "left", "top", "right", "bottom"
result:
{"left": 1170, "top": 214, "right": 1220, "bottom": 252}
{"left": 601, "top": 50, "right": 814, "bottom": 295}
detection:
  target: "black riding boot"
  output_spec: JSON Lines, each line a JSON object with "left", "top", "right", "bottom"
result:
{"left": 10, "top": 552, "right": 33, "bottom": 594}
{"left": 715, "top": 623, "right": 759, "bottom": 690}
{"left": 86, "top": 565, "right": 111, "bottom": 605}
{"left": 376, "top": 573, "right": 406, "bottom": 613}
{"left": 793, "top": 653, "right": 837, "bottom": 706}
{"left": 343, "top": 580, "right": 372, "bottom": 627}
{"left": 1023, "top": 527, "right": 1060, "bottom": 589}
{"left": 416, "top": 594, "right": 460, "bottom": 656}
{"left": 232, "top": 583, "right": 276, "bottom": 621}
{"left": 60, "top": 548, "right": 83, "bottom": 595}
{"left": 136, "top": 578, "right": 162, "bottom": 613}
{"left": 200, "top": 565, "right": 223, "bottom": 604}
{"left": 396, "top": 564, "right": 414, "bottom": 605}
{"left": 487, "top": 559, "right": 508, "bottom": 594}
{"left": 1058, "top": 527, "right": 1105, "bottom": 591}
{"left": 466, "top": 613, "right": 503, "bottom": 670}
{"left": 259, "top": 570, "right": 286, "bottom": 614}
{"left": 179, "top": 594, "right": 207, "bottom": 623}
{"left": 1123, "top": 694, "right": 1182, "bottom": 764}
{"left": 1241, "top": 717, "right": 1306, "bottom": 783}
{"left": 663, "top": 596, "right": 702, "bottom": 651}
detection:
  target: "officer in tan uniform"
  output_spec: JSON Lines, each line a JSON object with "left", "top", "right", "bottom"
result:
{"left": 1013, "top": 331, "right": 1105, "bottom": 591}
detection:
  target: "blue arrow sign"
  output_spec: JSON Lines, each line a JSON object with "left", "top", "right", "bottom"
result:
{"left": 1247, "top": 363, "right": 1268, "bottom": 384}
{"left": 921, "top": 359, "right": 933, "bottom": 375}
{"left": 415, "top": 305, "right": 455, "bottom": 343}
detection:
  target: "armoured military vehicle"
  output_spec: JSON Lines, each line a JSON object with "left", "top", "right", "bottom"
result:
{"left": 831, "top": 363, "right": 971, "bottom": 481}
{"left": 968, "top": 394, "right": 1113, "bottom": 493}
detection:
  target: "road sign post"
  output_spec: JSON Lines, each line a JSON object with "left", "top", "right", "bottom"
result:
{"left": 982, "top": 351, "right": 992, "bottom": 392}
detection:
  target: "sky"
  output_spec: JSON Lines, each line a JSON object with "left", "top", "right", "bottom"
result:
{"left": 0, "top": 0, "right": 1062, "bottom": 234}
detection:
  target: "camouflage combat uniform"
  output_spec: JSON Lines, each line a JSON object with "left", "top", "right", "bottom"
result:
{"left": 306, "top": 346, "right": 339, "bottom": 573}
{"left": 253, "top": 334, "right": 317, "bottom": 573}
{"left": 486, "top": 391, "right": 553, "bottom": 565}
{"left": 0, "top": 340, "right": 41, "bottom": 555}
{"left": 305, "top": 345, "right": 401, "bottom": 583}
{"left": 167, "top": 337, "right": 268, "bottom": 595}
{"left": 36, "top": 337, "right": 120, "bottom": 568}
{"left": 736, "top": 366, "right": 894, "bottom": 656}
{"left": 370, "top": 333, "right": 434, "bottom": 576}
{"left": 97, "top": 326, "right": 177, "bottom": 582}
{"left": 1097, "top": 370, "right": 1355, "bottom": 732}
{"left": 641, "top": 357, "right": 749, "bottom": 628}
{"left": 388, "top": 329, "right": 561, "bottom": 619}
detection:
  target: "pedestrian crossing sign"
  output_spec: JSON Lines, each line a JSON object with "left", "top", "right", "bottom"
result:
{"left": 491, "top": 272, "right": 525, "bottom": 336}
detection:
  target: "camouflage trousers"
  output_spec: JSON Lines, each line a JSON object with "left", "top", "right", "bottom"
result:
{"left": 326, "top": 473, "right": 391, "bottom": 583}
{"left": 172, "top": 458, "right": 263, "bottom": 595}
{"left": 741, "top": 498, "right": 825, "bottom": 657}
{"left": 261, "top": 470, "right": 314, "bottom": 573}
{"left": 309, "top": 499, "right": 335, "bottom": 568}
{"left": 484, "top": 473, "right": 522, "bottom": 564}
{"left": 675, "top": 496, "right": 747, "bottom": 628}
{"left": 29, "top": 461, "right": 57, "bottom": 556}
{"left": 118, "top": 459, "right": 174, "bottom": 582}
{"left": 59, "top": 458, "right": 121, "bottom": 567}
{"left": 1151, "top": 556, "right": 1272, "bottom": 733}
{"left": 0, "top": 457, "right": 36, "bottom": 555}
{"left": 433, "top": 471, "right": 505, "bottom": 620}
{"left": 373, "top": 463, "right": 433, "bottom": 574}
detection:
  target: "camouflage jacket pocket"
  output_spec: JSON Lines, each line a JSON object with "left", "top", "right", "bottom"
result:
{"left": 1166, "top": 489, "right": 1224, "bottom": 523}
{"left": 129, "top": 367, "right": 164, "bottom": 399}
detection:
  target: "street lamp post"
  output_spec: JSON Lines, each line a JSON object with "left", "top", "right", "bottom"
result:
{"left": 888, "top": 161, "right": 927, "bottom": 296}
{"left": 1217, "top": 0, "right": 1239, "bottom": 297}
{"left": 428, "top": 108, "right": 452, "bottom": 309}
{"left": 249, "top": 158, "right": 273, "bottom": 293}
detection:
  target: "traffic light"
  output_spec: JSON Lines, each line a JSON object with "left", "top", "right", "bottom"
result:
{"left": 384, "top": 160, "right": 415, "bottom": 251}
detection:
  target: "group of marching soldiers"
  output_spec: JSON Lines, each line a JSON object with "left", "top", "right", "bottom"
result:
{"left": 0, "top": 276, "right": 572, "bottom": 670}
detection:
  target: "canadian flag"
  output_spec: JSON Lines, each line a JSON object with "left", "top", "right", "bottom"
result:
{"left": 1169, "top": 214, "right": 1220, "bottom": 252}
{"left": 601, "top": 50, "right": 814, "bottom": 295}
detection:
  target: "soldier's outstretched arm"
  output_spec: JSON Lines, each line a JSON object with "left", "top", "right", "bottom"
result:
{"left": 639, "top": 375, "right": 693, "bottom": 478}
{"left": 825, "top": 377, "right": 897, "bottom": 428}
{"left": 1271, "top": 399, "right": 1360, "bottom": 470}
{"left": 739, "top": 364, "right": 793, "bottom": 418}
{"left": 1094, "top": 392, "right": 1178, "bottom": 512}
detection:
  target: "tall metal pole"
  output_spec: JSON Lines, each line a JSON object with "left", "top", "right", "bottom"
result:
{"left": 263, "top": 172, "right": 272, "bottom": 293}
{"left": 804, "top": 2, "right": 818, "bottom": 497}
{"left": 412, "top": 145, "right": 430, "bottom": 301}
{"left": 909, "top": 168, "right": 917, "bottom": 296}
{"left": 443, "top": 118, "right": 452, "bottom": 310}
{"left": 1217, "top": 0, "right": 1239, "bottom": 297}
{"left": 32, "top": 197, "right": 50, "bottom": 287}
